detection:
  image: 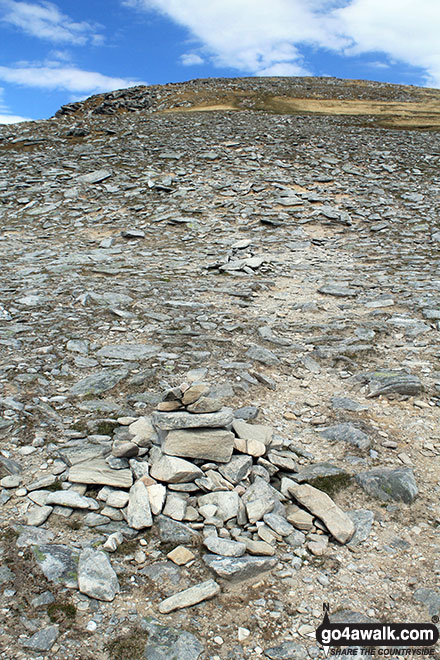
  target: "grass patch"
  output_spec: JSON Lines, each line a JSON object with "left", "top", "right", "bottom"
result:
{"left": 309, "top": 473, "right": 352, "bottom": 498}
{"left": 47, "top": 600, "right": 77, "bottom": 625}
{"left": 105, "top": 627, "right": 148, "bottom": 660}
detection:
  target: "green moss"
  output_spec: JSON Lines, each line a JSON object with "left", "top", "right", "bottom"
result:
{"left": 46, "top": 479, "right": 63, "bottom": 492}
{"left": 95, "top": 421, "right": 118, "bottom": 435}
{"left": 309, "top": 473, "right": 352, "bottom": 498}
{"left": 105, "top": 627, "right": 148, "bottom": 660}
{"left": 33, "top": 547, "right": 47, "bottom": 562}
{"left": 47, "top": 600, "right": 77, "bottom": 624}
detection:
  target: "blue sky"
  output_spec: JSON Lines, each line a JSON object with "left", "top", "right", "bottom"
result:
{"left": 0, "top": 0, "right": 439, "bottom": 123}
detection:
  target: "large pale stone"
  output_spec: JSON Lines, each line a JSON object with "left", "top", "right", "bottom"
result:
{"left": 198, "top": 491, "right": 239, "bottom": 521}
{"left": 126, "top": 480, "right": 153, "bottom": 529}
{"left": 45, "top": 491, "right": 99, "bottom": 510}
{"left": 163, "top": 428, "right": 235, "bottom": 463}
{"left": 78, "top": 548, "right": 119, "bottom": 601}
{"left": 150, "top": 455, "right": 203, "bottom": 483}
{"left": 232, "top": 419, "right": 273, "bottom": 446}
{"left": 287, "top": 482, "right": 354, "bottom": 544}
{"left": 152, "top": 408, "right": 233, "bottom": 431}
{"left": 128, "top": 416, "right": 157, "bottom": 447}
{"left": 147, "top": 483, "right": 167, "bottom": 515}
{"left": 203, "top": 555, "right": 277, "bottom": 581}
{"left": 158, "top": 579, "right": 220, "bottom": 614}
{"left": 68, "top": 459, "right": 133, "bottom": 488}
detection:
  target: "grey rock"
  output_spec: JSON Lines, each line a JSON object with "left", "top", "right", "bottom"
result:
{"left": 320, "top": 423, "right": 370, "bottom": 450}
{"left": 70, "top": 369, "right": 128, "bottom": 396}
{"left": 331, "top": 397, "right": 368, "bottom": 412}
{"left": 413, "top": 588, "right": 440, "bottom": 617}
{"left": 150, "top": 455, "right": 203, "bottom": 483}
{"left": 126, "top": 479, "right": 153, "bottom": 529}
{"left": 264, "top": 641, "right": 305, "bottom": 659}
{"left": 218, "top": 455, "right": 253, "bottom": 484}
{"left": 33, "top": 544, "right": 79, "bottom": 588}
{"left": 358, "top": 370, "right": 422, "bottom": 398}
{"left": 263, "top": 512, "right": 294, "bottom": 537}
{"left": 97, "top": 343, "right": 160, "bottom": 360}
{"left": 23, "top": 625, "right": 59, "bottom": 651}
{"left": 347, "top": 509, "right": 374, "bottom": 546}
{"left": 203, "top": 554, "right": 277, "bottom": 581}
{"left": 246, "top": 344, "right": 280, "bottom": 366}
{"left": 17, "top": 526, "right": 54, "bottom": 547}
{"left": 0, "top": 565, "right": 14, "bottom": 585}
{"left": 143, "top": 617, "right": 204, "bottom": 660}
{"left": 242, "top": 477, "right": 280, "bottom": 523}
{"left": 198, "top": 491, "right": 239, "bottom": 521}
{"left": 163, "top": 428, "right": 235, "bottom": 463}
{"left": 355, "top": 468, "right": 418, "bottom": 503}
{"left": 294, "top": 462, "right": 350, "bottom": 484}
{"left": 45, "top": 490, "right": 99, "bottom": 510}
{"left": 233, "top": 405, "right": 259, "bottom": 420}
{"left": 152, "top": 408, "right": 233, "bottom": 431}
{"left": 162, "top": 493, "right": 187, "bottom": 521}
{"left": 68, "top": 459, "right": 133, "bottom": 488}
{"left": 158, "top": 579, "right": 220, "bottom": 614}
{"left": 203, "top": 537, "right": 246, "bottom": 557}
{"left": 287, "top": 481, "right": 354, "bottom": 544}
{"left": 26, "top": 505, "right": 53, "bottom": 526}
{"left": 318, "top": 284, "right": 357, "bottom": 297}
{"left": 77, "top": 168, "right": 112, "bottom": 183}
{"left": 78, "top": 548, "right": 119, "bottom": 601}
{"left": 157, "top": 516, "right": 200, "bottom": 545}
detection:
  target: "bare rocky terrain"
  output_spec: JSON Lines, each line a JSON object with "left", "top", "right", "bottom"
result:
{"left": 0, "top": 76, "right": 440, "bottom": 660}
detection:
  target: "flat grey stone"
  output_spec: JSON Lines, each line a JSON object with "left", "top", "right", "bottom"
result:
{"left": 331, "top": 397, "right": 368, "bottom": 412}
{"left": 318, "top": 284, "right": 357, "bottom": 297}
{"left": 150, "top": 455, "right": 203, "bottom": 483}
{"left": 198, "top": 491, "right": 239, "bottom": 521}
{"left": 126, "top": 479, "right": 153, "bottom": 529}
{"left": 78, "top": 548, "right": 119, "bottom": 601}
{"left": 287, "top": 481, "right": 354, "bottom": 544}
{"left": 0, "top": 565, "right": 14, "bottom": 585}
{"left": 203, "top": 554, "right": 277, "bottom": 581}
{"left": 152, "top": 408, "right": 233, "bottom": 431}
{"left": 413, "top": 588, "right": 440, "bottom": 617}
{"left": 77, "top": 168, "right": 112, "bottom": 183}
{"left": 347, "top": 509, "right": 374, "bottom": 546}
{"left": 163, "top": 428, "right": 235, "bottom": 463}
{"left": 294, "top": 462, "right": 350, "bottom": 484}
{"left": 143, "top": 617, "right": 204, "bottom": 660}
{"left": 264, "top": 641, "right": 305, "bottom": 659}
{"left": 70, "top": 369, "right": 128, "bottom": 396}
{"left": 320, "top": 423, "right": 370, "bottom": 450}
{"left": 17, "top": 526, "right": 54, "bottom": 547}
{"left": 26, "top": 505, "right": 53, "bottom": 526}
{"left": 33, "top": 544, "right": 79, "bottom": 588}
{"left": 203, "top": 537, "right": 246, "bottom": 557}
{"left": 358, "top": 370, "right": 423, "bottom": 398}
{"left": 355, "top": 467, "right": 418, "bottom": 503}
{"left": 22, "top": 625, "right": 59, "bottom": 651}
{"left": 45, "top": 490, "right": 99, "bottom": 510}
{"left": 158, "top": 579, "right": 220, "bottom": 614}
{"left": 242, "top": 477, "right": 280, "bottom": 523}
{"left": 157, "top": 516, "right": 200, "bottom": 545}
{"left": 263, "top": 512, "right": 294, "bottom": 537}
{"left": 218, "top": 455, "right": 253, "bottom": 484}
{"left": 97, "top": 343, "right": 160, "bottom": 360}
{"left": 245, "top": 344, "right": 280, "bottom": 365}
{"left": 68, "top": 459, "right": 133, "bottom": 488}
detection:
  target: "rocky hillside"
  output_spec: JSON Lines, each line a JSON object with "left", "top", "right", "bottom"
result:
{"left": 0, "top": 77, "right": 440, "bottom": 660}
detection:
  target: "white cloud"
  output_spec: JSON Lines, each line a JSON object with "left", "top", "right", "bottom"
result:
{"left": 0, "top": 113, "right": 31, "bottom": 123}
{"left": 126, "top": 0, "right": 347, "bottom": 75}
{"left": 0, "top": 0, "right": 103, "bottom": 45}
{"left": 335, "top": 0, "right": 440, "bottom": 86}
{"left": 180, "top": 52, "right": 204, "bottom": 66}
{"left": 0, "top": 63, "right": 145, "bottom": 93}
{"left": 123, "top": 0, "right": 440, "bottom": 87}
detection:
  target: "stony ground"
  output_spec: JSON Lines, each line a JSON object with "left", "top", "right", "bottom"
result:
{"left": 0, "top": 77, "right": 439, "bottom": 660}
